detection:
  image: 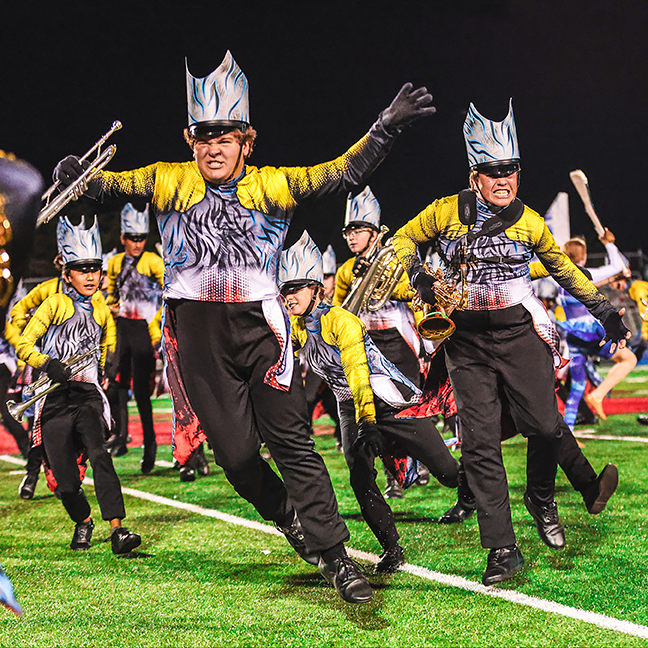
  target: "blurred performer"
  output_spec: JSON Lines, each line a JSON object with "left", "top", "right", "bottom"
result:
{"left": 334, "top": 187, "right": 426, "bottom": 498}
{"left": 16, "top": 216, "right": 141, "bottom": 554}
{"left": 279, "top": 232, "right": 458, "bottom": 572}
{"left": 106, "top": 203, "right": 164, "bottom": 468}
{"left": 392, "top": 100, "right": 630, "bottom": 586}
{"left": 52, "top": 51, "right": 436, "bottom": 603}
{"left": 322, "top": 245, "right": 337, "bottom": 301}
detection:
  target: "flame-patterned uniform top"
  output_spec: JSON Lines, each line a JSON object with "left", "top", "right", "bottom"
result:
{"left": 392, "top": 193, "right": 617, "bottom": 365}
{"left": 290, "top": 302, "right": 421, "bottom": 425}
{"left": 107, "top": 252, "right": 164, "bottom": 323}
{"left": 90, "top": 120, "right": 397, "bottom": 389}
{"left": 15, "top": 290, "right": 116, "bottom": 438}
{"left": 333, "top": 258, "right": 420, "bottom": 356}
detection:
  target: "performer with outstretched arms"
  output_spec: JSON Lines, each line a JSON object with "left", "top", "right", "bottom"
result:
{"left": 391, "top": 100, "right": 630, "bottom": 586}
{"left": 106, "top": 203, "right": 164, "bottom": 466}
{"left": 16, "top": 216, "right": 141, "bottom": 555}
{"left": 52, "top": 51, "right": 436, "bottom": 603}
{"left": 279, "top": 232, "right": 458, "bottom": 573}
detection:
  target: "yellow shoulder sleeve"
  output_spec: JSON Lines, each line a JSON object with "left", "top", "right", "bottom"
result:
{"left": 332, "top": 258, "right": 355, "bottom": 306}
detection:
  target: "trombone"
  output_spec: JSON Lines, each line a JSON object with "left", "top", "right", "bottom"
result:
{"left": 7, "top": 346, "right": 100, "bottom": 423}
{"left": 37, "top": 121, "right": 122, "bottom": 227}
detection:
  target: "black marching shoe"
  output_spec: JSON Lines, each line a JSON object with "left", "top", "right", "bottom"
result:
{"left": 193, "top": 445, "right": 210, "bottom": 477}
{"left": 581, "top": 464, "right": 619, "bottom": 515}
{"left": 523, "top": 491, "right": 565, "bottom": 550}
{"left": 140, "top": 441, "right": 157, "bottom": 474}
{"left": 18, "top": 473, "right": 38, "bottom": 500}
{"left": 415, "top": 463, "right": 430, "bottom": 486}
{"left": 179, "top": 465, "right": 196, "bottom": 482}
{"left": 111, "top": 527, "right": 142, "bottom": 555}
{"left": 384, "top": 472, "right": 403, "bottom": 499}
{"left": 482, "top": 545, "right": 524, "bottom": 586}
{"left": 274, "top": 511, "right": 320, "bottom": 566}
{"left": 438, "top": 499, "right": 476, "bottom": 524}
{"left": 70, "top": 519, "right": 94, "bottom": 550}
{"left": 319, "top": 552, "right": 374, "bottom": 604}
{"left": 376, "top": 544, "right": 405, "bottom": 573}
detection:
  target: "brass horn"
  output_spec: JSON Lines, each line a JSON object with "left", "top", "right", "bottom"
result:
{"left": 7, "top": 346, "right": 100, "bottom": 422}
{"left": 38, "top": 121, "right": 122, "bottom": 227}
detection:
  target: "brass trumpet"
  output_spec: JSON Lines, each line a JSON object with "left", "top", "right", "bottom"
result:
{"left": 38, "top": 121, "right": 122, "bottom": 227}
{"left": 8, "top": 346, "right": 100, "bottom": 422}
{"left": 413, "top": 266, "right": 467, "bottom": 341}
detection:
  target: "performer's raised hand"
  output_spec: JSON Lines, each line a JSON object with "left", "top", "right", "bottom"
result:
{"left": 600, "top": 307, "right": 631, "bottom": 353}
{"left": 380, "top": 83, "right": 436, "bottom": 132}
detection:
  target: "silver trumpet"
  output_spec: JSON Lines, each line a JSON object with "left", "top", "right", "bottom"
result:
{"left": 8, "top": 346, "right": 100, "bottom": 423}
{"left": 37, "top": 121, "right": 122, "bottom": 227}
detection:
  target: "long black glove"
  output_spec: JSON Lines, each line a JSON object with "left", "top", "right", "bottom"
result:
{"left": 45, "top": 358, "right": 72, "bottom": 384}
{"left": 600, "top": 310, "right": 631, "bottom": 347}
{"left": 352, "top": 421, "right": 384, "bottom": 457}
{"left": 380, "top": 83, "right": 436, "bottom": 133}
{"left": 352, "top": 256, "right": 371, "bottom": 278}
{"left": 53, "top": 155, "right": 89, "bottom": 187}
{"left": 412, "top": 271, "right": 437, "bottom": 308}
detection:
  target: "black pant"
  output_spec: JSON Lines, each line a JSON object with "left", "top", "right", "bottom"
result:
{"left": 339, "top": 398, "right": 459, "bottom": 550}
{"left": 116, "top": 318, "right": 156, "bottom": 449}
{"left": 445, "top": 306, "right": 561, "bottom": 549}
{"left": 40, "top": 383, "right": 126, "bottom": 522}
{"left": 0, "top": 365, "right": 28, "bottom": 456}
{"left": 172, "top": 300, "right": 349, "bottom": 554}
{"left": 368, "top": 328, "right": 421, "bottom": 386}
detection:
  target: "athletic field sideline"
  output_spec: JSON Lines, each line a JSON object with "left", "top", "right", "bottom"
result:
{"left": 0, "top": 368, "right": 647, "bottom": 647}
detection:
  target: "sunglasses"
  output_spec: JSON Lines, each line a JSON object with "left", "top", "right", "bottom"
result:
{"left": 280, "top": 283, "right": 314, "bottom": 297}
{"left": 480, "top": 163, "right": 520, "bottom": 179}
{"left": 124, "top": 235, "right": 146, "bottom": 243}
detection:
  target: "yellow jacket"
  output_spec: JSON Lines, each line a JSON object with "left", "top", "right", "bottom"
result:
{"left": 628, "top": 280, "right": 648, "bottom": 339}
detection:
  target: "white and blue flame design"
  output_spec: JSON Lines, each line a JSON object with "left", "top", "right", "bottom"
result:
{"left": 278, "top": 230, "right": 323, "bottom": 287}
{"left": 322, "top": 245, "right": 337, "bottom": 276}
{"left": 463, "top": 99, "right": 520, "bottom": 169}
{"left": 121, "top": 203, "right": 149, "bottom": 235}
{"left": 56, "top": 216, "right": 102, "bottom": 266}
{"left": 186, "top": 50, "right": 250, "bottom": 126}
{"left": 344, "top": 186, "right": 381, "bottom": 229}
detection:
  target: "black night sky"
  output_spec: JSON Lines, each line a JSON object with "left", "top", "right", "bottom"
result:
{"left": 2, "top": 0, "right": 647, "bottom": 275}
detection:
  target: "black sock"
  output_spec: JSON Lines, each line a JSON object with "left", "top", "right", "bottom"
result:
{"left": 322, "top": 543, "right": 346, "bottom": 563}
{"left": 275, "top": 508, "right": 295, "bottom": 529}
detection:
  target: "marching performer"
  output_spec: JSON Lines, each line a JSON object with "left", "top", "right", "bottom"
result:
{"left": 557, "top": 231, "right": 636, "bottom": 426}
{"left": 52, "top": 51, "right": 436, "bottom": 603}
{"left": 279, "top": 232, "right": 458, "bottom": 572}
{"left": 16, "top": 216, "right": 141, "bottom": 554}
{"left": 391, "top": 100, "right": 630, "bottom": 585}
{"left": 106, "top": 203, "right": 164, "bottom": 467}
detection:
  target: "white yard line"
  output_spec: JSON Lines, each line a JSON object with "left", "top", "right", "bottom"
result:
{"left": 573, "top": 431, "right": 648, "bottom": 443}
{"left": 1, "top": 453, "right": 647, "bottom": 639}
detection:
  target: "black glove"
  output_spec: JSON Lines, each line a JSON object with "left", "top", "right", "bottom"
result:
{"left": 53, "top": 155, "right": 89, "bottom": 188}
{"left": 380, "top": 83, "right": 437, "bottom": 133}
{"left": 412, "top": 271, "right": 437, "bottom": 307}
{"left": 352, "top": 256, "right": 371, "bottom": 278}
{"left": 45, "top": 358, "right": 72, "bottom": 384}
{"left": 352, "top": 421, "right": 384, "bottom": 457}
{"left": 601, "top": 310, "right": 631, "bottom": 346}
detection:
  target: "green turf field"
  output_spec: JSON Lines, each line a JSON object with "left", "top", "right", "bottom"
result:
{"left": 0, "top": 368, "right": 647, "bottom": 647}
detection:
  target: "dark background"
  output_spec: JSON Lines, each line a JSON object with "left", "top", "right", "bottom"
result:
{"left": 2, "top": 0, "right": 647, "bottom": 276}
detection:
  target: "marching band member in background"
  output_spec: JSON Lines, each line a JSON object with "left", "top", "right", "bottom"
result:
{"left": 557, "top": 232, "right": 636, "bottom": 426}
{"left": 16, "top": 216, "right": 141, "bottom": 555}
{"left": 52, "top": 50, "right": 437, "bottom": 603}
{"left": 280, "top": 231, "right": 458, "bottom": 573}
{"left": 334, "top": 187, "right": 430, "bottom": 498}
{"left": 106, "top": 203, "right": 164, "bottom": 468}
{"left": 391, "top": 100, "right": 630, "bottom": 585}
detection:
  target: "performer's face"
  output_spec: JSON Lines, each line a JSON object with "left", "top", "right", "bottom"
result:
{"left": 121, "top": 234, "right": 146, "bottom": 257}
{"left": 283, "top": 285, "right": 318, "bottom": 316}
{"left": 322, "top": 275, "right": 336, "bottom": 299}
{"left": 193, "top": 133, "right": 251, "bottom": 184}
{"left": 344, "top": 227, "right": 377, "bottom": 255}
{"left": 64, "top": 267, "right": 101, "bottom": 296}
{"left": 475, "top": 171, "right": 519, "bottom": 207}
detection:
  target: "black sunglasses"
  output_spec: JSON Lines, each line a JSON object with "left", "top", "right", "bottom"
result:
{"left": 124, "top": 234, "right": 146, "bottom": 243}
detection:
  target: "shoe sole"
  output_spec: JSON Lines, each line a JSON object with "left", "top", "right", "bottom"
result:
{"left": 588, "top": 465, "right": 619, "bottom": 515}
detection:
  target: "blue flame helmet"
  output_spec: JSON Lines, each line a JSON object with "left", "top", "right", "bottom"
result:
{"left": 322, "top": 245, "right": 337, "bottom": 276}
{"left": 343, "top": 186, "right": 381, "bottom": 232}
{"left": 57, "top": 216, "right": 102, "bottom": 268}
{"left": 278, "top": 230, "right": 323, "bottom": 291}
{"left": 463, "top": 99, "right": 520, "bottom": 174}
{"left": 186, "top": 50, "right": 250, "bottom": 138}
{"left": 121, "top": 203, "right": 149, "bottom": 236}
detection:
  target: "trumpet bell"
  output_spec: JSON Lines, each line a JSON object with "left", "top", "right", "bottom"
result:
{"left": 417, "top": 311, "right": 456, "bottom": 341}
